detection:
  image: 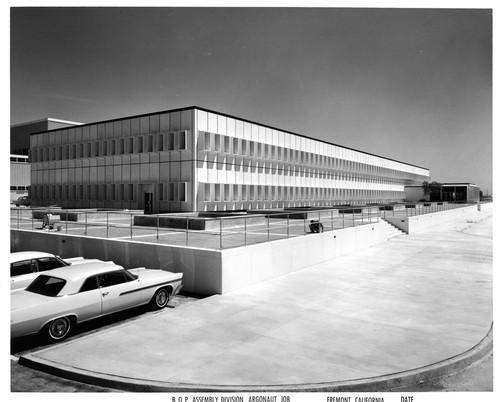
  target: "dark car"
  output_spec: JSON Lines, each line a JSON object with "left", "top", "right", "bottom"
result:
{"left": 15, "top": 196, "right": 30, "bottom": 207}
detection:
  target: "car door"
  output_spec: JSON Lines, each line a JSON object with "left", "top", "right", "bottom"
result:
{"left": 11, "top": 259, "right": 38, "bottom": 290}
{"left": 71, "top": 275, "right": 103, "bottom": 322}
{"left": 97, "top": 270, "right": 142, "bottom": 315}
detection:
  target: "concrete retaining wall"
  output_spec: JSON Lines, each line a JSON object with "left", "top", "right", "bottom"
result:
{"left": 10, "top": 231, "right": 222, "bottom": 295}
{"left": 219, "top": 222, "right": 387, "bottom": 293}
{"left": 11, "top": 221, "right": 388, "bottom": 295}
{"left": 384, "top": 204, "right": 485, "bottom": 233}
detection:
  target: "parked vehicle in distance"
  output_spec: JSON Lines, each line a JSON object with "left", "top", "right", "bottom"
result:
{"left": 10, "top": 251, "right": 114, "bottom": 291}
{"left": 15, "top": 196, "right": 30, "bottom": 207}
{"left": 11, "top": 263, "right": 183, "bottom": 341}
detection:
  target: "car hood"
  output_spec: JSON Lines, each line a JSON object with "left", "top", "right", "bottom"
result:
{"left": 11, "top": 291, "right": 52, "bottom": 311}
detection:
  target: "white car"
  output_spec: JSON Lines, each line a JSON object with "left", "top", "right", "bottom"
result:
{"left": 10, "top": 251, "right": 113, "bottom": 291}
{"left": 11, "top": 263, "right": 183, "bottom": 341}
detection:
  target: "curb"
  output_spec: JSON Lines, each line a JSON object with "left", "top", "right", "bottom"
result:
{"left": 18, "top": 322, "right": 493, "bottom": 392}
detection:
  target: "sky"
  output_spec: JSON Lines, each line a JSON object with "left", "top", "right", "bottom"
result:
{"left": 9, "top": 5, "right": 493, "bottom": 193}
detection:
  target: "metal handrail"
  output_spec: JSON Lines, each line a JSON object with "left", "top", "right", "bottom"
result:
{"left": 10, "top": 201, "right": 478, "bottom": 250}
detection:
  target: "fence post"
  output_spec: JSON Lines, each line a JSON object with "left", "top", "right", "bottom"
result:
{"left": 17, "top": 208, "right": 20, "bottom": 229}
{"left": 106, "top": 212, "right": 109, "bottom": 238}
{"left": 130, "top": 213, "right": 133, "bottom": 239}
{"left": 84, "top": 211, "right": 88, "bottom": 236}
{"left": 330, "top": 209, "right": 333, "bottom": 230}
{"left": 267, "top": 215, "right": 270, "bottom": 242}
{"left": 65, "top": 211, "right": 68, "bottom": 233}
{"left": 186, "top": 216, "right": 189, "bottom": 246}
{"left": 219, "top": 218, "right": 223, "bottom": 250}
{"left": 287, "top": 214, "right": 290, "bottom": 238}
{"left": 157, "top": 215, "right": 160, "bottom": 241}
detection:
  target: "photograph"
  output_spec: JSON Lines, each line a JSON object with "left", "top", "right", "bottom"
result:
{"left": 7, "top": 2, "right": 494, "bottom": 400}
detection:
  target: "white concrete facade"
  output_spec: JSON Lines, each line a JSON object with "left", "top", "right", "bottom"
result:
{"left": 29, "top": 106, "right": 430, "bottom": 211}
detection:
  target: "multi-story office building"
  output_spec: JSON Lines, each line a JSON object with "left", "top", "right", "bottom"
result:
{"left": 29, "top": 106, "right": 430, "bottom": 212}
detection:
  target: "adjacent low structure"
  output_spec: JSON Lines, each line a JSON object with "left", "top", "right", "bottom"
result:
{"left": 405, "top": 182, "right": 480, "bottom": 203}
{"left": 28, "top": 106, "right": 430, "bottom": 212}
{"left": 10, "top": 154, "right": 30, "bottom": 202}
{"left": 11, "top": 118, "right": 82, "bottom": 203}
{"left": 441, "top": 182, "right": 480, "bottom": 202}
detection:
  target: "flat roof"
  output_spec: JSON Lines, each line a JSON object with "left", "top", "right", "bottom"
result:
{"left": 441, "top": 183, "right": 479, "bottom": 187}
{"left": 405, "top": 183, "right": 479, "bottom": 187}
{"left": 11, "top": 117, "right": 83, "bottom": 128}
{"left": 30, "top": 105, "right": 429, "bottom": 171}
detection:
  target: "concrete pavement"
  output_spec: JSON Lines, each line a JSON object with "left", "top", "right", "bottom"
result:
{"left": 18, "top": 206, "right": 493, "bottom": 391}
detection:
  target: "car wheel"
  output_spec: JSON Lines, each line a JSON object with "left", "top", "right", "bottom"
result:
{"left": 48, "top": 317, "right": 71, "bottom": 340}
{"left": 151, "top": 288, "right": 170, "bottom": 309}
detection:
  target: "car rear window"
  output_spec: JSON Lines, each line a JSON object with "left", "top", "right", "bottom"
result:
{"left": 26, "top": 275, "right": 66, "bottom": 297}
{"left": 79, "top": 276, "right": 99, "bottom": 293}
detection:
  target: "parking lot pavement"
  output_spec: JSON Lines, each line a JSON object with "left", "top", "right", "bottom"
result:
{"left": 16, "top": 210, "right": 493, "bottom": 391}
{"left": 10, "top": 293, "right": 202, "bottom": 356}
{"left": 10, "top": 293, "right": 203, "bottom": 392}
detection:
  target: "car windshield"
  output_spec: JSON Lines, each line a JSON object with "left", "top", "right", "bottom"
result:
{"left": 26, "top": 275, "right": 66, "bottom": 297}
{"left": 55, "top": 257, "right": 71, "bottom": 267}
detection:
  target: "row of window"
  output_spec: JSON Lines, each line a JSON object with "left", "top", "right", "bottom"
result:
{"left": 31, "top": 183, "right": 188, "bottom": 203}
{"left": 31, "top": 182, "right": 403, "bottom": 204}
{"left": 10, "top": 186, "right": 29, "bottom": 190}
{"left": 33, "top": 111, "right": 190, "bottom": 148}
{"left": 31, "top": 159, "right": 424, "bottom": 188}
{"left": 31, "top": 184, "right": 135, "bottom": 202}
{"left": 10, "top": 156, "right": 29, "bottom": 163}
{"left": 202, "top": 183, "right": 403, "bottom": 203}
{"left": 202, "top": 161, "right": 412, "bottom": 185}
{"left": 30, "top": 131, "right": 188, "bottom": 162}
{"left": 201, "top": 131, "right": 428, "bottom": 181}
{"left": 30, "top": 163, "right": 411, "bottom": 187}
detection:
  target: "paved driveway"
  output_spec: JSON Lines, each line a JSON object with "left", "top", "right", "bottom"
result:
{"left": 19, "top": 209, "right": 493, "bottom": 390}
